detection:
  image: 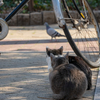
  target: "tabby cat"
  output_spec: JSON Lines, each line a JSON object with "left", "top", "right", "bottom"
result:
{"left": 46, "top": 46, "right": 63, "bottom": 73}
{"left": 49, "top": 53, "right": 87, "bottom": 100}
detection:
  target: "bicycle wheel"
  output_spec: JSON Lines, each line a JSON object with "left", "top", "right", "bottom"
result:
{"left": 0, "top": 18, "right": 9, "bottom": 40}
{"left": 62, "top": 0, "right": 100, "bottom": 67}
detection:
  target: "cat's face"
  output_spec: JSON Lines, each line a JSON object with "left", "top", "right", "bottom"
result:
{"left": 46, "top": 46, "right": 63, "bottom": 64}
{"left": 50, "top": 53, "right": 69, "bottom": 69}
{"left": 46, "top": 46, "right": 63, "bottom": 73}
{"left": 46, "top": 46, "right": 63, "bottom": 57}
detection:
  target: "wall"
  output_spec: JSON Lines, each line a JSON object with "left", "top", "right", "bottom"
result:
{"left": 0, "top": 11, "right": 100, "bottom": 26}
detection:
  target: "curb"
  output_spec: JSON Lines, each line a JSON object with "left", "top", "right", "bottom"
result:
{"left": 0, "top": 10, "right": 100, "bottom": 26}
{"left": 94, "top": 67, "right": 100, "bottom": 100}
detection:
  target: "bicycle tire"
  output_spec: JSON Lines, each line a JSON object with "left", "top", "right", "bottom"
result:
{"left": 0, "top": 18, "right": 9, "bottom": 40}
{"left": 62, "top": 0, "right": 100, "bottom": 67}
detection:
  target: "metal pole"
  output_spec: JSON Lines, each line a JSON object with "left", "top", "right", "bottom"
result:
{"left": 5, "top": 0, "right": 29, "bottom": 22}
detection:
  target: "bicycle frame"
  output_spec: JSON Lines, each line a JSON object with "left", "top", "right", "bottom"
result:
{"left": 5, "top": 0, "right": 29, "bottom": 22}
{"left": 52, "top": 0, "right": 66, "bottom": 28}
{"left": 52, "top": 0, "right": 85, "bottom": 29}
{"left": 62, "top": 0, "right": 76, "bottom": 28}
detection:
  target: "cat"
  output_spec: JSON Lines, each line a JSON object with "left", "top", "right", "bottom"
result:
{"left": 46, "top": 46, "right": 92, "bottom": 90}
{"left": 46, "top": 46, "right": 63, "bottom": 73}
{"left": 68, "top": 56, "right": 92, "bottom": 90}
{"left": 49, "top": 53, "right": 87, "bottom": 100}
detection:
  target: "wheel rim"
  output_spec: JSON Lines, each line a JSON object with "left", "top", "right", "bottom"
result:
{"left": 0, "top": 18, "right": 9, "bottom": 40}
{"left": 63, "top": 0, "right": 100, "bottom": 66}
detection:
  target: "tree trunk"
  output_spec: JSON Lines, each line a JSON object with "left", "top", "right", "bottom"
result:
{"left": 28, "top": 0, "right": 34, "bottom": 12}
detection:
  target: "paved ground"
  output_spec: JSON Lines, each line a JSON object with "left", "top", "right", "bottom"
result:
{"left": 0, "top": 25, "right": 99, "bottom": 100}
{"left": 0, "top": 25, "right": 71, "bottom": 52}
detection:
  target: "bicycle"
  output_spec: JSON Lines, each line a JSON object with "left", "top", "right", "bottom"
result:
{"left": 0, "top": 0, "right": 100, "bottom": 68}
{"left": 0, "top": 0, "right": 29, "bottom": 40}
{"left": 52, "top": 0, "right": 100, "bottom": 68}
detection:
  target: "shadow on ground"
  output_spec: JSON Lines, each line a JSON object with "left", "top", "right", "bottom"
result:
{"left": 0, "top": 52, "right": 98, "bottom": 100}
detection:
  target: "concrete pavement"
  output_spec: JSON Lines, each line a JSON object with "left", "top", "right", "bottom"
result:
{"left": 0, "top": 24, "right": 99, "bottom": 100}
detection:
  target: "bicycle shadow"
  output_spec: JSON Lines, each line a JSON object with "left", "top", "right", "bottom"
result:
{"left": 0, "top": 39, "right": 68, "bottom": 45}
{"left": 0, "top": 38, "right": 97, "bottom": 45}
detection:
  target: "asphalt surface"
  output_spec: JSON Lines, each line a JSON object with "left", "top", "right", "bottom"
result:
{"left": 0, "top": 25, "right": 99, "bottom": 100}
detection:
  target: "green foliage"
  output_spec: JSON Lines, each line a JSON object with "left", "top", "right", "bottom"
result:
{"left": 21, "top": 5, "right": 29, "bottom": 13}
{"left": 33, "top": 0, "right": 52, "bottom": 11}
{"left": 0, "top": 0, "right": 100, "bottom": 14}
{"left": 88, "top": 0, "right": 98, "bottom": 9}
{"left": 0, "top": 0, "right": 21, "bottom": 13}
{"left": 65, "top": 0, "right": 75, "bottom": 10}
{"left": 65, "top": 0, "right": 100, "bottom": 10}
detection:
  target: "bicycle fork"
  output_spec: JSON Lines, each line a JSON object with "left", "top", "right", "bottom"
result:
{"left": 52, "top": 0, "right": 66, "bottom": 28}
{"left": 52, "top": 0, "right": 83, "bottom": 30}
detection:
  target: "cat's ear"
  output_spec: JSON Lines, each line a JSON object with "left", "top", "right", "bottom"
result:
{"left": 46, "top": 47, "right": 51, "bottom": 56}
{"left": 64, "top": 52, "right": 69, "bottom": 64}
{"left": 50, "top": 53, "right": 55, "bottom": 61}
{"left": 64, "top": 52, "right": 69, "bottom": 59}
{"left": 59, "top": 46, "right": 63, "bottom": 54}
